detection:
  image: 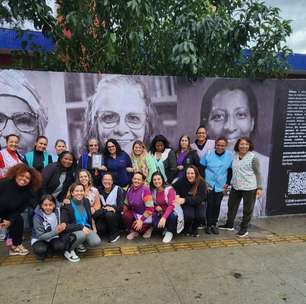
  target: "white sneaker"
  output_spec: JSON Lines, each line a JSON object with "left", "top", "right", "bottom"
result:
{"left": 162, "top": 231, "right": 173, "bottom": 243}
{"left": 64, "top": 250, "right": 80, "bottom": 262}
{"left": 109, "top": 235, "right": 120, "bottom": 243}
{"left": 70, "top": 250, "right": 80, "bottom": 260}
{"left": 77, "top": 244, "right": 87, "bottom": 253}
{"left": 9, "top": 244, "right": 29, "bottom": 256}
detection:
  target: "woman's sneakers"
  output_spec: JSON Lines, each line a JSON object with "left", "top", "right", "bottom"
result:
{"left": 236, "top": 228, "right": 248, "bottom": 237}
{"left": 64, "top": 250, "right": 80, "bottom": 262}
{"left": 218, "top": 224, "right": 234, "bottom": 231}
{"left": 9, "top": 244, "right": 29, "bottom": 256}
{"left": 143, "top": 227, "right": 153, "bottom": 239}
{"left": 127, "top": 231, "right": 139, "bottom": 240}
{"left": 162, "top": 231, "right": 173, "bottom": 243}
{"left": 109, "top": 234, "right": 120, "bottom": 243}
{"left": 77, "top": 244, "right": 87, "bottom": 253}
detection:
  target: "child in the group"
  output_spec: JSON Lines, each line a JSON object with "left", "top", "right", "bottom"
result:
{"left": 32, "top": 194, "right": 76, "bottom": 261}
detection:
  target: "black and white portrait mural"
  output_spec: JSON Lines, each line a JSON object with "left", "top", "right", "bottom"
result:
{"left": 176, "top": 78, "right": 276, "bottom": 217}
{"left": 64, "top": 73, "right": 178, "bottom": 156}
{"left": 1, "top": 69, "right": 305, "bottom": 217}
{"left": 0, "top": 70, "right": 68, "bottom": 154}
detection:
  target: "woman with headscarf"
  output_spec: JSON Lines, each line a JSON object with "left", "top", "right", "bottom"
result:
{"left": 0, "top": 70, "right": 48, "bottom": 155}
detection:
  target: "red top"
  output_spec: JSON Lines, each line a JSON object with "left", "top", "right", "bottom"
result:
{"left": 0, "top": 149, "right": 20, "bottom": 179}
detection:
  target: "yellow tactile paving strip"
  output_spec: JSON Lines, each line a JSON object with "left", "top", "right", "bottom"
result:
{"left": 1, "top": 234, "right": 306, "bottom": 266}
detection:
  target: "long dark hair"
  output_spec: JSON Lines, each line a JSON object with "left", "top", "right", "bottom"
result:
{"left": 175, "top": 135, "right": 191, "bottom": 157}
{"left": 150, "top": 171, "right": 166, "bottom": 190}
{"left": 104, "top": 139, "right": 122, "bottom": 157}
{"left": 185, "top": 165, "right": 207, "bottom": 197}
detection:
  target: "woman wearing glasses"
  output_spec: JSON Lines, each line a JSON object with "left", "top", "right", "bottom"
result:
{"left": 102, "top": 139, "right": 133, "bottom": 189}
{"left": 77, "top": 138, "right": 103, "bottom": 187}
{"left": 84, "top": 75, "right": 158, "bottom": 154}
{"left": 0, "top": 70, "right": 47, "bottom": 155}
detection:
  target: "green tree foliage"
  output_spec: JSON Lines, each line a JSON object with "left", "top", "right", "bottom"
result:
{"left": 0, "top": 0, "right": 55, "bottom": 33}
{"left": 1, "top": 0, "right": 292, "bottom": 78}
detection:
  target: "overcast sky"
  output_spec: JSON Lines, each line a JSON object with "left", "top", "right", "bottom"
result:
{"left": 264, "top": 0, "right": 306, "bottom": 54}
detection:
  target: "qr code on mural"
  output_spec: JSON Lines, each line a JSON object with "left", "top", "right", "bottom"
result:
{"left": 288, "top": 172, "right": 306, "bottom": 195}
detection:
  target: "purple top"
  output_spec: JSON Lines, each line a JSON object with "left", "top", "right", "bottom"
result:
{"left": 176, "top": 151, "right": 187, "bottom": 178}
{"left": 125, "top": 185, "right": 154, "bottom": 219}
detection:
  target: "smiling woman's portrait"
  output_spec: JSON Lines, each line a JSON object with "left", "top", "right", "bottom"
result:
{"left": 199, "top": 79, "right": 270, "bottom": 216}
{"left": 0, "top": 70, "right": 48, "bottom": 155}
{"left": 85, "top": 75, "right": 158, "bottom": 153}
{"left": 200, "top": 79, "right": 257, "bottom": 150}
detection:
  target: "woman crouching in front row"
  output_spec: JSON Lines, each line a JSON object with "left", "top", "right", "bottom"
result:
{"left": 173, "top": 165, "right": 207, "bottom": 237}
{"left": 60, "top": 183, "right": 101, "bottom": 262}
{"left": 123, "top": 172, "right": 154, "bottom": 240}
{"left": 150, "top": 172, "right": 184, "bottom": 243}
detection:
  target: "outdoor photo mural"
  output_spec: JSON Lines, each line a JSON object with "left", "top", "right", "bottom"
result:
{"left": 0, "top": 69, "right": 305, "bottom": 217}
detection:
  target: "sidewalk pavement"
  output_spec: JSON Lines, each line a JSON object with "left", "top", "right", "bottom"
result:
{"left": 0, "top": 215, "right": 306, "bottom": 304}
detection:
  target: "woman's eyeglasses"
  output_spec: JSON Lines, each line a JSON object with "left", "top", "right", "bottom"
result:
{"left": 95, "top": 111, "right": 146, "bottom": 130}
{"left": 0, "top": 112, "right": 38, "bottom": 133}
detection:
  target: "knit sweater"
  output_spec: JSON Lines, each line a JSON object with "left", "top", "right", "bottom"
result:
{"left": 231, "top": 152, "right": 263, "bottom": 191}
{"left": 125, "top": 185, "right": 154, "bottom": 221}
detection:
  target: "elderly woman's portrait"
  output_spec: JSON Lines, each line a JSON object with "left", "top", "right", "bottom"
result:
{"left": 86, "top": 75, "right": 157, "bottom": 154}
{"left": 0, "top": 70, "right": 69, "bottom": 155}
{"left": 0, "top": 70, "right": 47, "bottom": 155}
{"left": 65, "top": 74, "right": 177, "bottom": 157}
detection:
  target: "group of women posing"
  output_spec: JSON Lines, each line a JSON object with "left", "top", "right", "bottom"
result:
{"left": 0, "top": 126, "right": 262, "bottom": 262}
